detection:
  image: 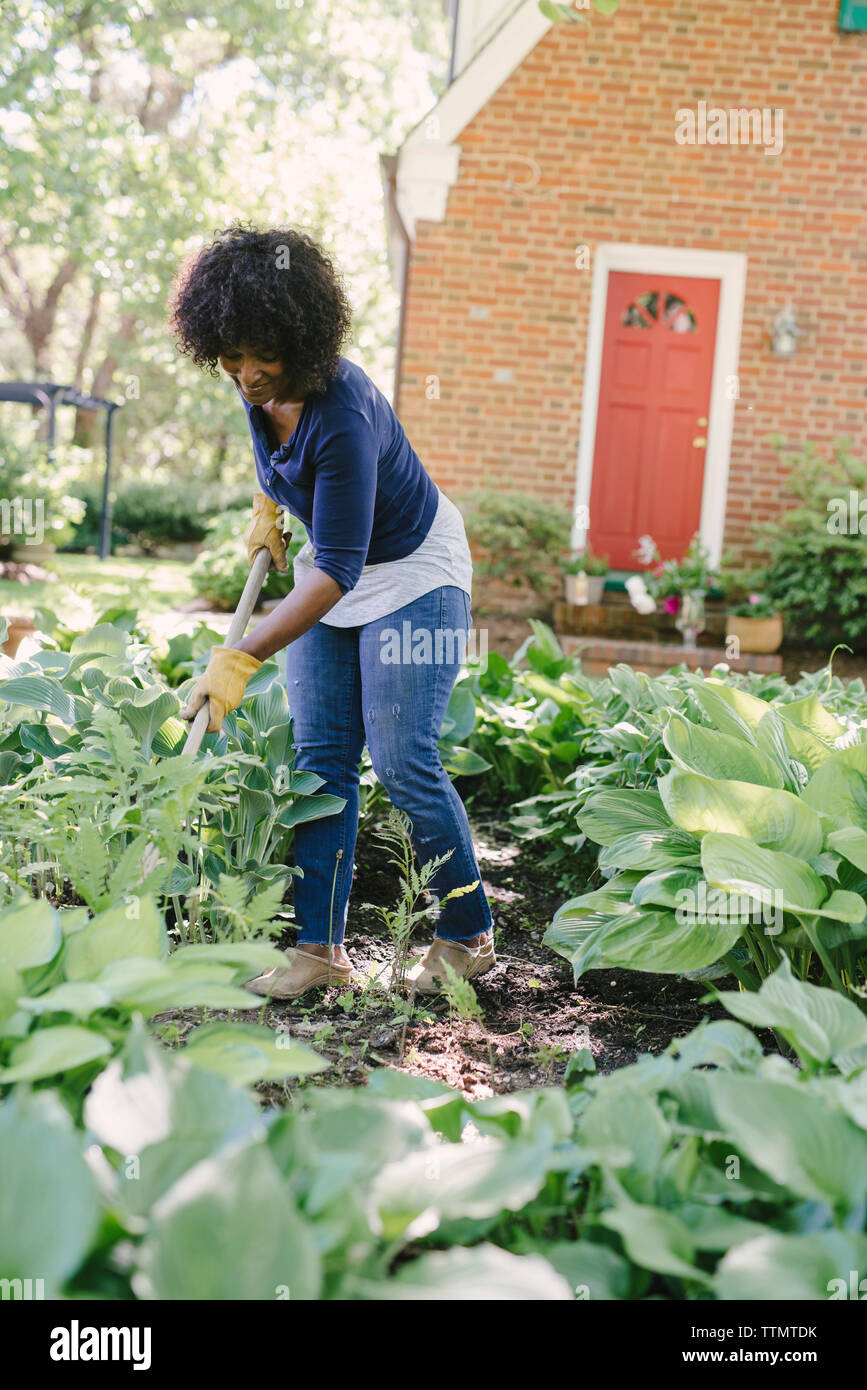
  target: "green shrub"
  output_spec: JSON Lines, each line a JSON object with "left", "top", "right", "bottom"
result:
{"left": 64, "top": 480, "right": 254, "bottom": 554}
{"left": 456, "top": 487, "right": 572, "bottom": 598}
{"left": 2, "top": 961, "right": 866, "bottom": 1300}
{"left": 190, "top": 508, "right": 306, "bottom": 608}
{"left": 0, "top": 434, "right": 87, "bottom": 551}
{"left": 545, "top": 673, "right": 867, "bottom": 1004}
{"left": 758, "top": 438, "right": 867, "bottom": 650}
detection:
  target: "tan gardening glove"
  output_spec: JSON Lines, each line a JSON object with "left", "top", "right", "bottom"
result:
{"left": 243, "top": 491, "right": 289, "bottom": 572}
{"left": 179, "top": 646, "right": 262, "bottom": 734}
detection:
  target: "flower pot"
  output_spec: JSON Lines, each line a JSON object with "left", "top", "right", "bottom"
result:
{"left": 565, "top": 574, "right": 606, "bottom": 605}
{"left": 726, "top": 613, "right": 783, "bottom": 654}
{"left": 2, "top": 615, "right": 35, "bottom": 659}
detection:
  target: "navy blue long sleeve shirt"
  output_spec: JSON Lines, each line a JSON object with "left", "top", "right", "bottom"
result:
{"left": 239, "top": 357, "right": 439, "bottom": 595}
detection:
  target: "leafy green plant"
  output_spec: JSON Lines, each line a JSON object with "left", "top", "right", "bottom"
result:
{"left": 363, "top": 807, "right": 479, "bottom": 995}
{"left": 190, "top": 508, "right": 302, "bottom": 609}
{"left": 757, "top": 438, "right": 867, "bottom": 649}
{"left": 545, "top": 674, "right": 867, "bottom": 1003}
{"left": 0, "top": 894, "right": 320, "bottom": 1107}
{"left": 456, "top": 488, "right": 573, "bottom": 600}
{"left": 2, "top": 963, "right": 866, "bottom": 1301}
{"left": 0, "top": 434, "right": 87, "bottom": 552}
{"left": 641, "top": 533, "right": 721, "bottom": 602}
{"left": 563, "top": 545, "right": 609, "bottom": 577}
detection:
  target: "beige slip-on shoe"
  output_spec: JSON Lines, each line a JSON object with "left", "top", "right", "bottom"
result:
{"left": 246, "top": 947, "right": 354, "bottom": 1000}
{"left": 403, "top": 933, "right": 496, "bottom": 995}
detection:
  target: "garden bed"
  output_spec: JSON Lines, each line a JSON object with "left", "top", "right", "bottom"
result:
{"left": 158, "top": 808, "right": 733, "bottom": 1100}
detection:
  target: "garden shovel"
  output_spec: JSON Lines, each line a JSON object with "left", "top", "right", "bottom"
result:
{"left": 182, "top": 545, "right": 273, "bottom": 758}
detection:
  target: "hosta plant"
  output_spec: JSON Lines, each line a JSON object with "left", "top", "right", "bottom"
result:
{"left": 0, "top": 894, "right": 324, "bottom": 1111}
{"left": 545, "top": 675, "right": 867, "bottom": 1003}
{"left": 1, "top": 963, "right": 865, "bottom": 1300}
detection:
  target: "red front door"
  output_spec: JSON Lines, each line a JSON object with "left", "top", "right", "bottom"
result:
{"left": 587, "top": 271, "right": 721, "bottom": 569}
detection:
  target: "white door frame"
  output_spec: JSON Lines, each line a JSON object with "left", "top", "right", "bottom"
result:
{"left": 571, "top": 242, "right": 747, "bottom": 568}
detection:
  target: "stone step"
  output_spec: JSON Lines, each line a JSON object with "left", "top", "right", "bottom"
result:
{"left": 557, "top": 633, "right": 782, "bottom": 677}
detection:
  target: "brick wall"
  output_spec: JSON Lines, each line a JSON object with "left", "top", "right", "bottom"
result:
{"left": 396, "top": 0, "right": 867, "bottom": 567}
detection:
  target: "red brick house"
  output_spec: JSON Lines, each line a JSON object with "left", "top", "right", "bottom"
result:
{"left": 381, "top": 0, "right": 867, "bottom": 572}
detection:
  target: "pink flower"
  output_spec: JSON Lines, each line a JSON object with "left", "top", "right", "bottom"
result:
{"left": 664, "top": 596, "right": 681, "bottom": 614}
{"left": 749, "top": 594, "right": 761, "bottom": 605}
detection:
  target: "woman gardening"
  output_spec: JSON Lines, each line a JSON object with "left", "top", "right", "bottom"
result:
{"left": 170, "top": 223, "right": 495, "bottom": 999}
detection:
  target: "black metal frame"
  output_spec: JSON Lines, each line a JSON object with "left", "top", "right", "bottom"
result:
{"left": 0, "top": 382, "right": 121, "bottom": 559}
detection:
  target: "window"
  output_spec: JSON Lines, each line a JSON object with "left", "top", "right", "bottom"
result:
{"left": 621, "top": 289, "right": 697, "bottom": 332}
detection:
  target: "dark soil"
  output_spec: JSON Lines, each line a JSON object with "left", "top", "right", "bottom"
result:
{"left": 163, "top": 798, "right": 732, "bottom": 1103}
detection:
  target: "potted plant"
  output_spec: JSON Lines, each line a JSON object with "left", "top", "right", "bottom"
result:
{"left": 639, "top": 533, "right": 721, "bottom": 648}
{"left": 726, "top": 591, "right": 784, "bottom": 654}
{"left": 1, "top": 613, "right": 36, "bottom": 659}
{"left": 563, "top": 546, "right": 609, "bottom": 605}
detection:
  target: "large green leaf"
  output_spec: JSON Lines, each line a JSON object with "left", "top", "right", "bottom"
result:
{"left": 782, "top": 694, "right": 848, "bottom": 743}
{"left": 600, "top": 1200, "right": 709, "bottom": 1284}
{"left": 94, "top": 957, "right": 259, "bottom": 1013}
{"left": 579, "top": 1090, "right": 669, "bottom": 1173}
{"left": 716, "top": 1230, "right": 867, "bottom": 1301}
{"left": 18, "top": 981, "right": 113, "bottom": 1020}
{"left": 0, "top": 1091, "right": 100, "bottom": 1296}
{"left": 659, "top": 768, "right": 823, "bottom": 858}
{"left": 0, "top": 674, "right": 90, "bottom": 724}
{"left": 0, "top": 1024, "right": 112, "bottom": 1082}
{"left": 763, "top": 709, "right": 834, "bottom": 778}
{"left": 690, "top": 679, "right": 764, "bottom": 740}
{"left": 115, "top": 687, "right": 180, "bottom": 757}
{"left": 351, "top": 1244, "right": 572, "bottom": 1300}
{"left": 181, "top": 1022, "right": 327, "bottom": 1084}
{"left": 801, "top": 742, "right": 867, "bottom": 831}
{"left": 598, "top": 829, "right": 702, "bottom": 873}
{"left": 714, "top": 959, "right": 867, "bottom": 1064}
{"left": 370, "top": 1135, "right": 556, "bottom": 1240}
{"left": 702, "top": 832, "right": 816, "bottom": 913}
{"left": 703, "top": 1073, "right": 867, "bottom": 1208}
{"left": 276, "top": 793, "right": 347, "bottom": 828}
{"left": 0, "top": 898, "right": 62, "bottom": 970}
{"left": 540, "top": 1240, "right": 633, "bottom": 1300}
{"left": 136, "top": 1144, "right": 321, "bottom": 1300}
{"left": 551, "top": 904, "right": 743, "bottom": 978}
{"left": 827, "top": 826, "right": 867, "bottom": 872}
{"left": 577, "top": 789, "right": 671, "bottom": 845}
{"left": 85, "top": 1047, "right": 264, "bottom": 1210}
{"left": 664, "top": 712, "right": 783, "bottom": 787}
{"left": 64, "top": 897, "right": 168, "bottom": 980}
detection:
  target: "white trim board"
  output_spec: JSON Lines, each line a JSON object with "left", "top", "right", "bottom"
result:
{"left": 571, "top": 242, "right": 747, "bottom": 569}
{"left": 394, "top": 0, "right": 550, "bottom": 241}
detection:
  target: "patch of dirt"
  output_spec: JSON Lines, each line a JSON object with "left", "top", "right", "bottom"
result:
{"left": 164, "top": 805, "right": 732, "bottom": 1103}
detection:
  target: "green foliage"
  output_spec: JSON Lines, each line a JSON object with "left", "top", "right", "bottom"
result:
{"left": 758, "top": 439, "right": 867, "bottom": 649}
{"left": 189, "top": 508, "right": 303, "bottom": 609}
{"left": 0, "top": 895, "right": 313, "bottom": 1100}
{"left": 363, "top": 807, "right": 478, "bottom": 993}
{"left": 64, "top": 480, "right": 254, "bottom": 555}
{"left": 1, "top": 970, "right": 865, "bottom": 1300}
{"left": 643, "top": 533, "right": 722, "bottom": 600}
{"left": 456, "top": 488, "right": 573, "bottom": 598}
{"left": 544, "top": 673, "right": 867, "bottom": 1003}
{"left": 563, "top": 545, "right": 609, "bottom": 576}
{"left": 0, "top": 619, "right": 348, "bottom": 923}
{"left": 0, "top": 432, "right": 87, "bottom": 551}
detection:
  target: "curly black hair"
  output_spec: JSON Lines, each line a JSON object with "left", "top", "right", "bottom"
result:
{"left": 169, "top": 222, "right": 353, "bottom": 396}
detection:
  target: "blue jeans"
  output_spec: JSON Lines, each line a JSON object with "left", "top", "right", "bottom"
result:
{"left": 285, "top": 584, "right": 493, "bottom": 946}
